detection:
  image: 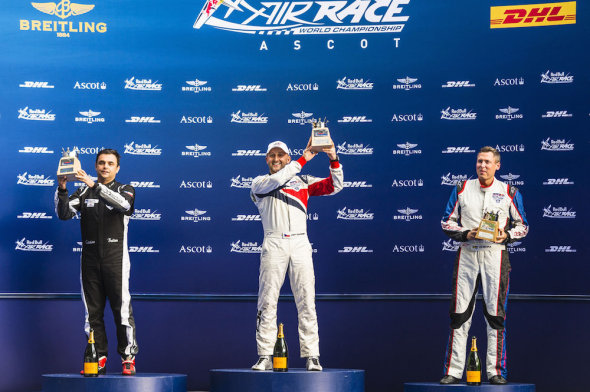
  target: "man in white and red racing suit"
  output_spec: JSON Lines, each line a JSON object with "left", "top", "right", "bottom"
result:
{"left": 250, "top": 140, "right": 343, "bottom": 371}
{"left": 440, "top": 147, "right": 528, "bottom": 385}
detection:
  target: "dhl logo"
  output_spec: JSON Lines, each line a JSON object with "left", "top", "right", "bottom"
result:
{"left": 491, "top": 1, "right": 575, "bottom": 28}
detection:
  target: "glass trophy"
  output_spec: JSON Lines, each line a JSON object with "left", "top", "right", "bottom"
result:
{"left": 57, "top": 147, "right": 82, "bottom": 181}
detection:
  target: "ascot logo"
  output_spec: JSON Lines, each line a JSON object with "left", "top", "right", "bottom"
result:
{"left": 230, "top": 240, "right": 261, "bottom": 254}
{"left": 442, "top": 80, "right": 475, "bottom": 88}
{"left": 441, "top": 107, "right": 477, "bottom": 120}
{"left": 337, "top": 207, "right": 374, "bottom": 221}
{"left": 391, "top": 113, "right": 423, "bottom": 122}
{"left": 543, "top": 178, "right": 574, "bottom": 185}
{"left": 15, "top": 238, "right": 53, "bottom": 252}
{"left": 490, "top": 2, "right": 576, "bottom": 29}
{"left": 183, "top": 79, "right": 212, "bottom": 93}
{"left": 182, "top": 144, "right": 212, "bottom": 158}
{"left": 543, "top": 205, "right": 576, "bottom": 219}
{"left": 499, "top": 173, "right": 524, "bottom": 186}
{"left": 338, "top": 116, "right": 372, "bottom": 123}
{"left": 343, "top": 180, "right": 373, "bottom": 188}
{"left": 441, "top": 173, "right": 471, "bottom": 186}
{"left": 541, "top": 138, "right": 574, "bottom": 151}
{"left": 393, "top": 76, "right": 422, "bottom": 90}
{"left": 287, "top": 83, "right": 319, "bottom": 91}
{"left": 129, "top": 181, "right": 160, "bottom": 188}
{"left": 19, "top": 146, "right": 54, "bottom": 154}
{"left": 391, "top": 178, "right": 423, "bottom": 187}
{"left": 70, "top": 146, "right": 105, "bottom": 155}
{"left": 129, "top": 246, "right": 160, "bottom": 253}
{"left": 193, "top": 0, "right": 410, "bottom": 35}
{"left": 17, "top": 173, "right": 54, "bottom": 186}
{"left": 442, "top": 146, "right": 475, "bottom": 154}
{"left": 20, "top": 0, "right": 107, "bottom": 37}
{"left": 232, "top": 149, "right": 266, "bottom": 156}
{"left": 179, "top": 245, "right": 213, "bottom": 253}
{"left": 392, "top": 244, "right": 424, "bottom": 253}
{"left": 124, "top": 142, "right": 162, "bottom": 156}
{"left": 232, "top": 214, "right": 262, "bottom": 221}
{"left": 182, "top": 209, "right": 211, "bottom": 222}
{"left": 540, "top": 70, "right": 574, "bottom": 84}
{"left": 338, "top": 246, "right": 373, "bottom": 253}
{"left": 232, "top": 84, "right": 267, "bottom": 92}
{"left": 125, "top": 116, "right": 160, "bottom": 123}
{"left": 180, "top": 115, "right": 213, "bottom": 124}
{"left": 131, "top": 209, "right": 162, "bottom": 220}
{"left": 393, "top": 207, "right": 422, "bottom": 221}
{"left": 18, "top": 107, "right": 55, "bottom": 121}
{"left": 392, "top": 142, "right": 422, "bottom": 156}
{"left": 494, "top": 77, "right": 524, "bottom": 86}
{"left": 442, "top": 239, "right": 460, "bottom": 252}
{"left": 337, "top": 77, "right": 373, "bottom": 90}
{"left": 124, "top": 77, "right": 162, "bottom": 91}
{"left": 496, "top": 144, "right": 525, "bottom": 152}
{"left": 76, "top": 110, "right": 105, "bottom": 123}
{"left": 496, "top": 106, "right": 523, "bottom": 120}
{"left": 180, "top": 180, "right": 213, "bottom": 189}
{"left": 545, "top": 245, "right": 576, "bottom": 253}
{"left": 231, "top": 175, "right": 254, "bottom": 188}
{"left": 337, "top": 142, "right": 374, "bottom": 155}
{"left": 17, "top": 212, "right": 53, "bottom": 219}
{"left": 542, "top": 110, "right": 572, "bottom": 118}
{"left": 74, "top": 81, "right": 106, "bottom": 90}
{"left": 288, "top": 111, "right": 314, "bottom": 125}
{"left": 19, "top": 81, "right": 54, "bottom": 88}
{"left": 231, "top": 110, "right": 268, "bottom": 124}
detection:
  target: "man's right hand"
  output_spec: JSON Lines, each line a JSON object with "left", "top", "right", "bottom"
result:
{"left": 466, "top": 229, "right": 478, "bottom": 240}
{"left": 302, "top": 137, "right": 317, "bottom": 161}
{"left": 58, "top": 175, "right": 67, "bottom": 190}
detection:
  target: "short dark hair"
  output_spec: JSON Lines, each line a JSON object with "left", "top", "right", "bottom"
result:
{"left": 96, "top": 149, "right": 121, "bottom": 166}
{"left": 478, "top": 146, "right": 500, "bottom": 163}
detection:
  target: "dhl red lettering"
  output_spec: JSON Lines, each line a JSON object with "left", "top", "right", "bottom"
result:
{"left": 503, "top": 9, "right": 527, "bottom": 24}
{"left": 523, "top": 7, "right": 551, "bottom": 23}
{"left": 547, "top": 7, "right": 565, "bottom": 22}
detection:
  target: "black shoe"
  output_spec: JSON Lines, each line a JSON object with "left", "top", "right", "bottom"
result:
{"left": 440, "top": 375, "right": 460, "bottom": 384}
{"left": 489, "top": 375, "right": 507, "bottom": 385}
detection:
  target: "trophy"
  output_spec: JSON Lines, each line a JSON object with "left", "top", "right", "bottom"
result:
{"left": 310, "top": 118, "right": 333, "bottom": 152}
{"left": 475, "top": 211, "right": 499, "bottom": 242}
{"left": 57, "top": 147, "right": 82, "bottom": 181}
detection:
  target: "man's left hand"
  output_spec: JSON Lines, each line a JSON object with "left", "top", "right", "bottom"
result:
{"left": 495, "top": 228, "right": 508, "bottom": 244}
{"left": 75, "top": 169, "right": 95, "bottom": 188}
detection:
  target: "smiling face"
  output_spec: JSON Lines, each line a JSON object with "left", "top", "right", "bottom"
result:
{"left": 266, "top": 147, "right": 291, "bottom": 174}
{"left": 95, "top": 153, "right": 120, "bottom": 183}
{"left": 476, "top": 151, "right": 500, "bottom": 186}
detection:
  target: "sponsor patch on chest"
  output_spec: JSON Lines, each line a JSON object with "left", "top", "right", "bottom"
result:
{"left": 492, "top": 193, "right": 505, "bottom": 203}
{"left": 286, "top": 178, "right": 305, "bottom": 192}
{"left": 84, "top": 198, "right": 99, "bottom": 207}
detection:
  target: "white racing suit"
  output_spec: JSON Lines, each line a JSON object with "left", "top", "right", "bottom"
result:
{"left": 441, "top": 178, "right": 528, "bottom": 379}
{"left": 250, "top": 156, "right": 343, "bottom": 357}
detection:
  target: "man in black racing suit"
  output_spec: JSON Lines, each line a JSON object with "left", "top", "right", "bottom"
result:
{"left": 55, "top": 149, "right": 138, "bottom": 376}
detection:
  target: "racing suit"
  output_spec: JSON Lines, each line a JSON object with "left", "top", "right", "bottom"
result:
{"left": 250, "top": 156, "right": 343, "bottom": 357}
{"left": 441, "top": 178, "right": 528, "bottom": 379}
{"left": 55, "top": 180, "right": 138, "bottom": 358}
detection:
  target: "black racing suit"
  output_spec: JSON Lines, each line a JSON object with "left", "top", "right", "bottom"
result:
{"left": 55, "top": 180, "right": 138, "bottom": 358}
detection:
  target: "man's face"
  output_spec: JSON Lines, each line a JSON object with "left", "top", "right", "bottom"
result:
{"left": 95, "top": 154, "right": 120, "bottom": 183}
{"left": 266, "top": 147, "right": 291, "bottom": 174}
{"left": 476, "top": 152, "right": 500, "bottom": 183}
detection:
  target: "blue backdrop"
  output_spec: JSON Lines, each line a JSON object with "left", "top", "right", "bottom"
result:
{"left": 0, "top": 1, "right": 588, "bottom": 391}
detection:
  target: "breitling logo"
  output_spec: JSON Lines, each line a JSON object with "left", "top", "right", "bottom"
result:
{"left": 21, "top": 1, "right": 106, "bottom": 37}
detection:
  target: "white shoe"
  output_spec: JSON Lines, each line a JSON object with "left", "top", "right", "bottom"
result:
{"left": 306, "top": 356, "right": 323, "bottom": 371}
{"left": 251, "top": 356, "right": 272, "bottom": 371}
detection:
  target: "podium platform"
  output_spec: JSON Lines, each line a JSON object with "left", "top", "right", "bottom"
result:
{"left": 404, "top": 382, "right": 535, "bottom": 392}
{"left": 210, "top": 368, "right": 365, "bottom": 392}
{"left": 42, "top": 373, "right": 187, "bottom": 392}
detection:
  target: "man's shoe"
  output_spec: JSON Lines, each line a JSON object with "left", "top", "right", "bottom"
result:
{"left": 306, "top": 357, "right": 323, "bottom": 371}
{"left": 251, "top": 356, "right": 272, "bottom": 371}
{"left": 80, "top": 356, "right": 107, "bottom": 375}
{"left": 489, "top": 375, "right": 508, "bottom": 385}
{"left": 439, "top": 375, "right": 460, "bottom": 384}
{"left": 122, "top": 356, "right": 136, "bottom": 376}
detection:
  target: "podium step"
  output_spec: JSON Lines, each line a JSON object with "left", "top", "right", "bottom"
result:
{"left": 210, "top": 368, "right": 365, "bottom": 392}
{"left": 404, "top": 382, "right": 535, "bottom": 392}
{"left": 42, "top": 373, "right": 187, "bottom": 392}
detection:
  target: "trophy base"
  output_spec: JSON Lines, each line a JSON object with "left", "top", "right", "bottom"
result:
{"left": 42, "top": 373, "right": 186, "bottom": 392}
{"left": 210, "top": 368, "right": 364, "bottom": 392}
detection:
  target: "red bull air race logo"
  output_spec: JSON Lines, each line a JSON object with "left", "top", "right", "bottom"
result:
{"left": 193, "top": 0, "right": 411, "bottom": 36}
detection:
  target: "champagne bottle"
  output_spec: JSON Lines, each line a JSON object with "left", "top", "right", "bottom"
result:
{"left": 466, "top": 336, "right": 481, "bottom": 386}
{"left": 273, "top": 323, "right": 288, "bottom": 372}
{"left": 83, "top": 329, "right": 99, "bottom": 377}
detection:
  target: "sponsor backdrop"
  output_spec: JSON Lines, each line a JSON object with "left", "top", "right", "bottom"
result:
{"left": 0, "top": 0, "right": 588, "bottom": 391}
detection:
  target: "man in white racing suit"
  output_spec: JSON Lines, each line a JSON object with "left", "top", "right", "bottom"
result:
{"left": 250, "top": 140, "right": 343, "bottom": 371}
{"left": 440, "top": 146, "right": 528, "bottom": 385}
